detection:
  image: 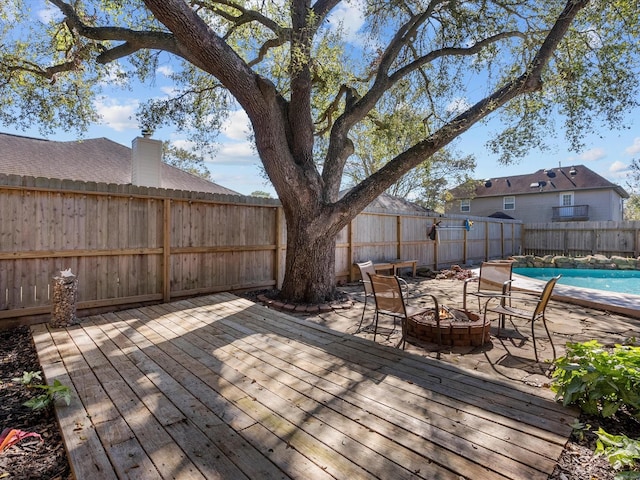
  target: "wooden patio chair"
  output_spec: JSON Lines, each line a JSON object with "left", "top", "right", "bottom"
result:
{"left": 463, "top": 260, "right": 514, "bottom": 314}
{"left": 482, "top": 275, "right": 561, "bottom": 362}
{"left": 367, "top": 273, "right": 439, "bottom": 349}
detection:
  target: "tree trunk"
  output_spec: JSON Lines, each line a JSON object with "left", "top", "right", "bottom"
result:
{"left": 278, "top": 219, "right": 338, "bottom": 304}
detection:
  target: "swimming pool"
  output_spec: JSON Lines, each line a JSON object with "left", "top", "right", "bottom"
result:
{"left": 513, "top": 268, "right": 640, "bottom": 295}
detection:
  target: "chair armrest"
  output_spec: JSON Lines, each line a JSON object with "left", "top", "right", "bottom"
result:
{"left": 398, "top": 277, "right": 411, "bottom": 300}
{"left": 462, "top": 277, "right": 478, "bottom": 308}
{"left": 501, "top": 279, "right": 513, "bottom": 295}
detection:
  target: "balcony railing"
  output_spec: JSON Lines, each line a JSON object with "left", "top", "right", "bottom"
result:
{"left": 552, "top": 204, "right": 589, "bottom": 221}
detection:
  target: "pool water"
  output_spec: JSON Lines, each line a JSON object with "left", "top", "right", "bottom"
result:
{"left": 513, "top": 268, "right": 640, "bottom": 296}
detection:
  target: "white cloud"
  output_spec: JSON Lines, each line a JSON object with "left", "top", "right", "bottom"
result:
{"left": 99, "top": 63, "right": 128, "bottom": 87}
{"left": 222, "top": 110, "right": 252, "bottom": 141}
{"left": 157, "top": 65, "right": 174, "bottom": 77}
{"left": 608, "top": 161, "right": 630, "bottom": 179}
{"left": 36, "top": 6, "right": 61, "bottom": 23}
{"left": 609, "top": 160, "right": 628, "bottom": 173}
{"left": 93, "top": 97, "right": 139, "bottom": 132}
{"left": 327, "top": 0, "right": 366, "bottom": 45}
{"left": 577, "top": 148, "right": 606, "bottom": 162}
{"left": 168, "top": 138, "right": 188, "bottom": 147}
{"left": 160, "top": 86, "right": 180, "bottom": 96}
{"left": 625, "top": 137, "right": 640, "bottom": 155}
{"left": 220, "top": 142, "right": 255, "bottom": 157}
{"left": 446, "top": 97, "right": 472, "bottom": 115}
{"left": 206, "top": 142, "right": 259, "bottom": 165}
{"left": 166, "top": 133, "right": 258, "bottom": 166}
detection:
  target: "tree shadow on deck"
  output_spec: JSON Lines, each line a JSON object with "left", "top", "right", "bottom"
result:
{"left": 38, "top": 292, "right": 580, "bottom": 480}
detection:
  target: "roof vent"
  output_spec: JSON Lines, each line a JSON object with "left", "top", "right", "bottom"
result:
{"left": 530, "top": 182, "right": 539, "bottom": 188}
{"left": 569, "top": 166, "right": 577, "bottom": 176}
{"left": 484, "top": 179, "right": 492, "bottom": 187}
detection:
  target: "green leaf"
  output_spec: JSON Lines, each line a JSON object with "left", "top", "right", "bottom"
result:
{"left": 23, "top": 394, "right": 51, "bottom": 411}
{"left": 595, "top": 428, "right": 640, "bottom": 471}
{"left": 12, "top": 371, "right": 42, "bottom": 385}
{"left": 602, "top": 400, "right": 622, "bottom": 418}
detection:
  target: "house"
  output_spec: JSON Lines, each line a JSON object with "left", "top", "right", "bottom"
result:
{"left": 445, "top": 165, "right": 629, "bottom": 223}
{"left": 0, "top": 132, "right": 240, "bottom": 195}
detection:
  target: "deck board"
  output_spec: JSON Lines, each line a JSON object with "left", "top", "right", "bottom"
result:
{"left": 31, "top": 293, "right": 577, "bottom": 480}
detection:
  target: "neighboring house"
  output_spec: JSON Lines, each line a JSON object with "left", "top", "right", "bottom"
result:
{"left": 0, "top": 132, "right": 240, "bottom": 195}
{"left": 445, "top": 165, "right": 629, "bottom": 223}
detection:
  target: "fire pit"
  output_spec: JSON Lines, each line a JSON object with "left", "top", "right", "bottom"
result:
{"left": 406, "top": 306, "right": 491, "bottom": 347}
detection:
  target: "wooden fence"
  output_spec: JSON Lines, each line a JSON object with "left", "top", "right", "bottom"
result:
{"left": 522, "top": 221, "right": 640, "bottom": 258}
{"left": 0, "top": 175, "right": 522, "bottom": 324}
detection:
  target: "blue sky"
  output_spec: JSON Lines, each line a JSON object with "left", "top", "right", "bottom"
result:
{"left": 3, "top": 2, "right": 639, "bottom": 197}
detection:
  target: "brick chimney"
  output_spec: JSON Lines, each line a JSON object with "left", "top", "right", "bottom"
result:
{"left": 131, "top": 130, "right": 162, "bottom": 187}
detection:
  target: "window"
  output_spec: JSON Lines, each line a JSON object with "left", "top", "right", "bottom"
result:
{"left": 460, "top": 199, "right": 470, "bottom": 212}
{"left": 503, "top": 196, "right": 515, "bottom": 210}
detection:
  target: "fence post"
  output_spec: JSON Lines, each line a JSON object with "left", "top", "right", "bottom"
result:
{"left": 275, "top": 206, "right": 284, "bottom": 289}
{"left": 163, "top": 198, "right": 171, "bottom": 302}
{"left": 463, "top": 225, "right": 468, "bottom": 264}
{"left": 396, "top": 215, "right": 402, "bottom": 260}
{"left": 433, "top": 217, "right": 439, "bottom": 270}
{"left": 348, "top": 219, "right": 355, "bottom": 281}
{"left": 484, "top": 221, "right": 489, "bottom": 261}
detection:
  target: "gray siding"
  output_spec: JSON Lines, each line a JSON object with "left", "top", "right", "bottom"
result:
{"left": 445, "top": 188, "right": 625, "bottom": 223}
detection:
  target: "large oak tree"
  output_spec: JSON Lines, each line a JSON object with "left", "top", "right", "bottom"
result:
{"left": 1, "top": 0, "right": 638, "bottom": 303}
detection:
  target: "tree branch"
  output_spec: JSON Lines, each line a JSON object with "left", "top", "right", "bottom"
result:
{"left": 48, "top": 0, "right": 181, "bottom": 63}
{"left": 198, "top": 0, "right": 287, "bottom": 38}
{"left": 390, "top": 31, "right": 527, "bottom": 83}
{"left": 333, "top": 0, "right": 591, "bottom": 220}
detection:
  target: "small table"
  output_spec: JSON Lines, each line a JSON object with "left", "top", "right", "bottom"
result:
{"left": 374, "top": 259, "right": 418, "bottom": 277}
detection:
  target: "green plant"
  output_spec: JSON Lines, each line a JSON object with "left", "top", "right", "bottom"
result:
{"left": 595, "top": 428, "right": 640, "bottom": 479}
{"left": 570, "top": 419, "right": 591, "bottom": 442}
{"left": 12, "top": 370, "right": 42, "bottom": 385}
{"left": 551, "top": 341, "right": 640, "bottom": 418}
{"left": 13, "top": 371, "right": 71, "bottom": 411}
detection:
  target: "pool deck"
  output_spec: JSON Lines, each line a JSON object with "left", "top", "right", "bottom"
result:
{"left": 511, "top": 273, "right": 640, "bottom": 320}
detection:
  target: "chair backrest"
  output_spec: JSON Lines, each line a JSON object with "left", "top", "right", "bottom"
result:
{"left": 368, "top": 273, "right": 406, "bottom": 317}
{"left": 477, "top": 261, "right": 513, "bottom": 293}
{"left": 533, "top": 275, "right": 561, "bottom": 318}
{"left": 357, "top": 261, "right": 376, "bottom": 295}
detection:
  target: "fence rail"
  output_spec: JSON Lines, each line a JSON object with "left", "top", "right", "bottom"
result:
{"left": 0, "top": 175, "right": 521, "bottom": 325}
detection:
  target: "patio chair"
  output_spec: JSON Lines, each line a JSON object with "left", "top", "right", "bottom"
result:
{"left": 356, "top": 261, "right": 410, "bottom": 332}
{"left": 463, "top": 260, "right": 514, "bottom": 314}
{"left": 482, "top": 275, "right": 561, "bottom": 362}
{"left": 367, "top": 273, "right": 439, "bottom": 349}
{"left": 355, "top": 261, "right": 377, "bottom": 332}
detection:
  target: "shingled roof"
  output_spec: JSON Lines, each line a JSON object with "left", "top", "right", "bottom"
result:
{"left": 448, "top": 165, "right": 629, "bottom": 199}
{"left": 0, "top": 132, "right": 240, "bottom": 195}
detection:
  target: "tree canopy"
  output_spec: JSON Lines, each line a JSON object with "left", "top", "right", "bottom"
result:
{"left": 1, "top": 0, "right": 639, "bottom": 302}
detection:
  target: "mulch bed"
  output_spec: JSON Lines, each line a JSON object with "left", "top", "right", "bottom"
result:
{"left": 0, "top": 326, "right": 71, "bottom": 480}
{"left": 2, "top": 320, "right": 638, "bottom": 480}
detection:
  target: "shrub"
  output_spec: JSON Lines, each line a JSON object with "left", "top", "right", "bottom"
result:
{"left": 551, "top": 340, "right": 640, "bottom": 418}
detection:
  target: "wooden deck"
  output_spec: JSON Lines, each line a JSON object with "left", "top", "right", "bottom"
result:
{"left": 31, "top": 293, "right": 576, "bottom": 480}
